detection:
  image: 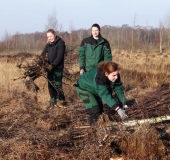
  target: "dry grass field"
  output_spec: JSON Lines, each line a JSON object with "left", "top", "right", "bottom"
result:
{"left": 0, "top": 51, "right": 170, "bottom": 159}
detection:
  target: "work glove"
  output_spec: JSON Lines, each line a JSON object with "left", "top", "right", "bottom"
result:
{"left": 123, "top": 105, "right": 129, "bottom": 109}
{"left": 80, "top": 69, "right": 85, "bottom": 75}
{"left": 115, "top": 107, "right": 128, "bottom": 120}
{"left": 46, "top": 64, "right": 53, "bottom": 72}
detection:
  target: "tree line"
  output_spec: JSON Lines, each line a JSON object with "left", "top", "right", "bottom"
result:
{"left": 0, "top": 24, "right": 168, "bottom": 54}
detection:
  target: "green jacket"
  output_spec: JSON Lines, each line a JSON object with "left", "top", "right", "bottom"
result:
{"left": 78, "top": 36, "right": 112, "bottom": 71}
{"left": 77, "top": 68, "right": 127, "bottom": 109}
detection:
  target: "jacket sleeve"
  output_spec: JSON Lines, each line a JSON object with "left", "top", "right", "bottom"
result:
{"left": 111, "top": 74, "right": 127, "bottom": 103}
{"left": 78, "top": 39, "right": 86, "bottom": 70}
{"left": 103, "top": 41, "right": 112, "bottom": 62}
{"left": 41, "top": 44, "right": 49, "bottom": 56}
{"left": 52, "top": 41, "right": 65, "bottom": 67}
{"left": 95, "top": 84, "right": 118, "bottom": 109}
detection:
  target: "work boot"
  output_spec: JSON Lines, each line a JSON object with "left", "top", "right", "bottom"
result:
{"left": 46, "top": 102, "right": 57, "bottom": 110}
{"left": 57, "top": 101, "right": 67, "bottom": 108}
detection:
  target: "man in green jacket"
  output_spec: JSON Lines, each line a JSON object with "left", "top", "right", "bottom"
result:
{"left": 78, "top": 23, "right": 112, "bottom": 75}
{"left": 75, "top": 61, "right": 128, "bottom": 126}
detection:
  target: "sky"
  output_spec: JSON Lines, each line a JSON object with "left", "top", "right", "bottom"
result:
{"left": 1, "top": 0, "right": 170, "bottom": 39}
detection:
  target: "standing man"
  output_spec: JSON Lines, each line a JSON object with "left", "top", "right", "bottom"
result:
{"left": 78, "top": 23, "right": 112, "bottom": 75}
{"left": 41, "top": 29, "right": 66, "bottom": 109}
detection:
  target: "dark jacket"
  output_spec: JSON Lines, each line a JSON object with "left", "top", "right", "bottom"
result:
{"left": 78, "top": 68, "right": 127, "bottom": 109}
{"left": 41, "top": 36, "right": 66, "bottom": 69}
{"left": 78, "top": 36, "right": 112, "bottom": 71}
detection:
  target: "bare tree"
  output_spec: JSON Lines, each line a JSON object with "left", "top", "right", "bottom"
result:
{"left": 164, "top": 10, "right": 170, "bottom": 47}
{"left": 131, "top": 14, "right": 137, "bottom": 54}
{"left": 116, "top": 26, "right": 120, "bottom": 50}
{"left": 134, "top": 25, "right": 141, "bottom": 46}
{"left": 68, "top": 21, "right": 75, "bottom": 46}
{"left": 58, "top": 24, "right": 63, "bottom": 33}
{"left": 159, "top": 20, "right": 164, "bottom": 54}
{"left": 45, "top": 9, "right": 58, "bottom": 32}
{"left": 3, "top": 31, "right": 11, "bottom": 51}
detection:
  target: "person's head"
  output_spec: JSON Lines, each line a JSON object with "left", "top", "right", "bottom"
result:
{"left": 98, "top": 61, "right": 119, "bottom": 82}
{"left": 91, "top": 23, "right": 101, "bottom": 39}
{"left": 47, "top": 29, "right": 56, "bottom": 43}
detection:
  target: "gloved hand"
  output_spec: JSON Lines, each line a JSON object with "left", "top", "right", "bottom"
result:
{"left": 46, "top": 64, "right": 53, "bottom": 72}
{"left": 80, "top": 69, "right": 85, "bottom": 75}
{"left": 115, "top": 107, "right": 128, "bottom": 120}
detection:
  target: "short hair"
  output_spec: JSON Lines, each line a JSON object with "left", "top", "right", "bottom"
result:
{"left": 91, "top": 23, "right": 100, "bottom": 31}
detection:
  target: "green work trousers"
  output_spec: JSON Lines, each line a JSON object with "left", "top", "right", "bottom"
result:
{"left": 76, "top": 87, "right": 103, "bottom": 125}
{"left": 47, "top": 68, "right": 65, "bottom": 103}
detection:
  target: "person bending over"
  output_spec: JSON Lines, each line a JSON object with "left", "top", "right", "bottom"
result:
{"left": 75, "top": 61, "right": 128, "bottom": 126}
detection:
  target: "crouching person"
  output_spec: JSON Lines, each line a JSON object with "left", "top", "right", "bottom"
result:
{"left": 75, "top": 61, "right": 128, "bottom": 126}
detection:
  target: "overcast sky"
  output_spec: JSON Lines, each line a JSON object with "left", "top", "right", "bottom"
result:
{"left": 1, "top": 0, "right": 170, "bottom": 39}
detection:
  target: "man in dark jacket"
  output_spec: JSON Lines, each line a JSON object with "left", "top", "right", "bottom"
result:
{"left": 78, "top": 23, "right": 112, "bottom": 74}
{"left": 41, "top": 29, "right": 66, "bottom": 108}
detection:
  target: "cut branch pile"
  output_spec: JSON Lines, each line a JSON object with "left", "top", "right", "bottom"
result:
{"left": 16, "top": 55, "right": 49, "bottom": 81}
{"left": 126, "top": 84, "right": 170, "bottom": 120}
{"left": 15, "top": 55, "right": 79, "bottom": 92}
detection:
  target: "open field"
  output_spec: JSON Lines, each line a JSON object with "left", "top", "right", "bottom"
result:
{"left": 0, "top": 51, "right": 170, "bottom": 159}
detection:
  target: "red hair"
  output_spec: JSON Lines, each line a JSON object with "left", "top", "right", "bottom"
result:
{"left": 98, "top": 61, "right": 119, "bottom": 74}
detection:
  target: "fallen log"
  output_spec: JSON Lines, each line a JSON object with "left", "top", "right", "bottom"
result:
{"left": 123, "top": 115, "right": 170, "bottom": 127}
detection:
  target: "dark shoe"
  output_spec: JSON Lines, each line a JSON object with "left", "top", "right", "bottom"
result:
{"left": 46, "top": 102, "right": 57, "bottom": 109}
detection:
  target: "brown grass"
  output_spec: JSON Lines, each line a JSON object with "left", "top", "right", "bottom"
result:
{"left": 0, "top": 51, "right": 170, "bottom": 159}
{"left": 112, "top": 51, "right": 170, "bottom": 103}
